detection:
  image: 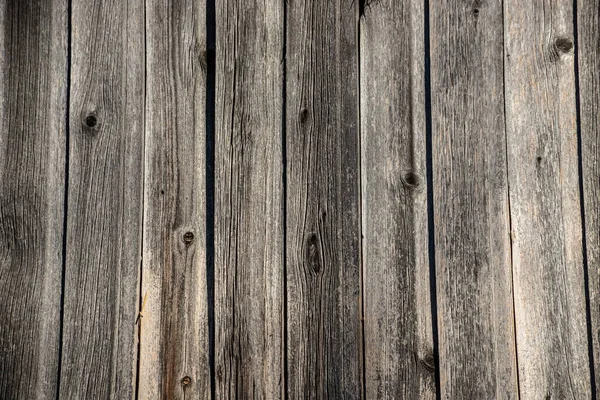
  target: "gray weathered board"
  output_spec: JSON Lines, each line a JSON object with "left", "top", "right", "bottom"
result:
{"left": 0, "top": 0, "right": 597, "bottom": 398}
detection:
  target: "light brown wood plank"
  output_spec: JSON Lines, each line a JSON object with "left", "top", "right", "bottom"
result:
{"left": 214, "top": 0, "right": 284, "bottom": 398}
{"left": 504, "top": 1, "right": 591, "bottom": 397}
{"left": 139, "top": 0, "right": 210, "bottom": 398}
{"left": 286, "top": 1, "right": 362, "bottom": 397}
{"left": 430, "top": 1, "right": 518, "bottom": 397}
{"left": 578, "top": 0, "right": 600, "bottom": 391}
{"left": 60, "top": 0, "right": 145, "bottom": 397}
{"left": 0, "top": 0, "right": 67, "bottom": 398}
{"left": 360, "top": 1, "right": 435, "bottom": 398}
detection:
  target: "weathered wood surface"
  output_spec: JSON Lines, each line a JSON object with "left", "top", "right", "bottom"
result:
{"left": 0, "top": 0, "right": 67, "bottom": 398}
{"left": 360, "top": 1, "right": 435, "bottom": 398}
{"left": 214, "top": 0, "right": 284, "bottom": 398}
{"left": 2, "top": 1, "right": 600, "bottom": 399}
{"left": 286, "top": 0, "right": 362, "bottom": 398}
{"left": 578, "top": 0, "right": 600, "bottom": 393}
{"left": 505, "top": 2, "right": 592, "bottom": 397}
{"left": 430, "top": 1, "right": 518, "bottom": 397}
{"left": 139, "top": 0, "right": 210, "bottom": 399}
{"left": 60, "top": 0, "right": 145, "bottom": 398}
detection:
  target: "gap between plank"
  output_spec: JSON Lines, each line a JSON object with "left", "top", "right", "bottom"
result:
{"left": 281, "top": 0, "right": 289, "bottom": 396}
{"left": 422, "top": 0, "right": 441, "bottom": 398}
{"left": 56, "top": 0, "right": 73, "bottom": 397}
{"left": 572, "top": 0, "right": 597, "bottom": 395}
{"left": 205, "top": 0, "right": 217, "bottom": 396}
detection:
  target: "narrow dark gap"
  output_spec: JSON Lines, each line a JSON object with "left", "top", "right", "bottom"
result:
{"left": 422, "top": 0, "right": 441, "bottom": 398}
{"left": 206, "top": 0, "right": 217, "bottom": 396}
{"left": 281, "top": 0, "right": 289, "bottom": 398}
{"left": 134, "top": 1, "right": 148, "bottom": 398}
{"left": 356, "top": 3, "right": 367, "bottom": 399}
{"left": 572, "top": 0, "right": 597, "bottom": 395}
{"left": 56, "top": 0, "right": 73, "bottom": 398}
{"left": 500, "top": 1, "right": 521, "bottom": 397}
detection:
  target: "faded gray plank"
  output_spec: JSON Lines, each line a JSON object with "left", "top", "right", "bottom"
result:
{"left": 285, "top": 1, "right": 362, "bottom": 398}
{"left": 578, "top": 0, "right": 600, "bottom": 391}
{"left": 0, "top": 0, "right": 67, "bottom": 398}
{"left": 214, "top": 0, "right": 284, "bottom": 398}
{"left": 139, "top": 0, "right": 210, "bottom": 399}
{"left": 504, "top": 2, "right": 591, "bottom": 397}
{"left": 360, "top": 1, "right": 434, "bottom": 399}
{"left": 60, "top": 0, "right": 145, "bottom": 398}
{"left": 430, "top": 1, "right": 518, "bottom": 398}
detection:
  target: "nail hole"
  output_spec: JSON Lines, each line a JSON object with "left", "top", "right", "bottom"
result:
{"left": 183, "top": 232, "right": 194, "bottom": 244}
{"left": 537, "top": 156, "right": 542, "bottom": 162}
{"left": 84, "top": 115, "right": 98, "bottom": 128}
{"left": 181, "top": 376, "right": 192, "bottom": 386}
{"left": 473, "top": 8, "right": 479, "bottom": 15}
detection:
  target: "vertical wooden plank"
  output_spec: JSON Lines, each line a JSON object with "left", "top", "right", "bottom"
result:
{"left": 139, "top": 0, "right": 210, "bottom": 399}
{"left": 578, "top": 0, "right": 600, "bottom": 391}
{"left": 60, "top": 0, "right": 145, "bottom": 397}
{"left": 430, "top": 0, "right": 518, "bottom": 398}
{"left": 0, "top": 0, "right": 67, "bottom": 398}
{"left": 214, "top": 0, "right": 284, "bottom": 398}
{"left": 504, "top": 1, "right": 591, "bottom": 397}
{"left": 360, "top": 1, "right": 435, "bottom": 399}
{"left": 286, "top": 1, "right": 361, "bottom": 398}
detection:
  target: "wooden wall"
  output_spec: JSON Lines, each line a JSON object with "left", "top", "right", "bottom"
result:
{"left": 0, "top": 0, "right": 598, "bottom": 398}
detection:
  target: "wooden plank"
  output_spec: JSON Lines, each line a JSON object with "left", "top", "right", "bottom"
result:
{"left": 360, "top": 1, "right": 434, "bottom": 398}
{"left": 430, "top": 1, "right": 518, "bottom": 397}
{"left": 59, "top": 0, "right": 145, "bottom": 397}
{"left": 285, "top": 1, "right": 362, "bottom": 397}
{"left": 138, "top": 1, "right": 210, "bottom": 399}
{"left": 0, "top": 1, "right": 67, "bottom": 398}
{"left": 214, "top": 0, "right": 284, "bottom": 398}
{"left": 578, "top": 0, "right": 600, "bottom": 391}
{"left": 504, "top": 2, "right": 591, "bottom": 397}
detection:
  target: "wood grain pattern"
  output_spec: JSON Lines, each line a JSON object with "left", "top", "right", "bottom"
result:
{"left": 60, "top": 0, "right": 145, "bottom": 397}
{"left": 504, "top": 1, "right": 591, "bottom": 397}
{"left": 285, "top": 1, "right": 362, "bottom": 397}
{"left": 214, "top": 0, "right": 284, "bottom": 398}
{"left": 139, "top": 0, "right": 210, "bottom": 399}
{"left": 0, "top": 0, "right": 67, "bottom": 398}
{"left": 430, "top": 1, "right": 518, "bottom": 397}
{"left": 577, "top": 0, "right": 600, "bottom": 391}
{"left": 360, "top": 1, "right": 435, "bottom": 398}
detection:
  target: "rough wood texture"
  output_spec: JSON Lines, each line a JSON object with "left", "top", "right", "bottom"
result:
{"left": 504, "top": 2, "right": 591, "bottom": 397}
{"left": 139, "top": 0, "right": 210, "bottom": 399}
{"left": 578, "top": 0, "right": 600, "bottom": 391}
{"left": 360, "top": 1, "right": 435, "bottom": 398}
{"left": 430, "top": 1, "right": 518, "bottom": 397}
{"left": 286, "top": 1, "right": 362, "bottom": 397}
{"left": 60, "top": 0, "right": 145, "bottom": 397}
{"left": 214, "top": 0, "right": 284, "bottom": 398}
{"left": 0, "top": 1, "right": 67, "bottom": 398}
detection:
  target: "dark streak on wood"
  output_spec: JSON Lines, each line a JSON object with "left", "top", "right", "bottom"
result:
{"left": 360, "top": 0, "right": 435, "bottom": 398}
{"left": 59, "top": 0, "right": 144, "bottom": 397}
{"left": 139, "top": 0, "right": 210, "bottom": 398}
{"left": 286, "top": 0, "right": 362, "bottom": 398}
{"left": 430, "top": 0, "right": 518, "bottom": 397}
{"left": 214, "top": 0, "right": 284, "bottom": 398}
{"left": 0, "top": 0, "right": 67, "bottom": 398}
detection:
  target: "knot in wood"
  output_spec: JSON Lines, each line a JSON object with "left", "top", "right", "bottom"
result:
{"left": 183, "top": 231, "right": 194, "bottom": 244}
{"left": 181, "top": 376, "right": 192, "bottom": 386}
{"left": 84, "top": 114, "right": 98, "bottom": 128}
{"left": 402, "top": 172, "right": 421, "bottom": 189}
{"left": 554, "top": 37, "right": 573, "bottom": 54}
